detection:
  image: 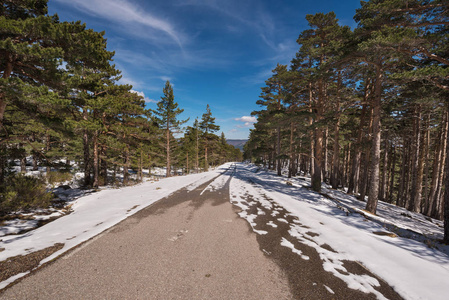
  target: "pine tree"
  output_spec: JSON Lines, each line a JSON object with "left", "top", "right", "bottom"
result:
{"left": 153, "top": 81, "right": 188, "bottom": 177}
{"left": 200, "top": 104, "right": 219, "bottom": 171}
{"left": 256, "top": 64, "right": 289, "bottom": 176}
{"left": 292, "top": 12, "right": 351, "bottom": 191}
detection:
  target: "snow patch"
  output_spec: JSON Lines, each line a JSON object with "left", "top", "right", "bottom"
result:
{"left": 324, "top": 285, "right": 335, "bottom": 294}
{"left": 280, "top": 238, "right": 310, "bottom": 260}
{"left": 267, "top": 221, "right": 278, "bottom": 228}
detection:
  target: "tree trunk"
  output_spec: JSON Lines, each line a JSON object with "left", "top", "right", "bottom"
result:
{"left": 139, "top": 147, "right": 143, "bottom": 182}
{"left": 435, "top": 115, "right": 448, "bottom": 219}
{"left": 444, "top": 101, "right": 449, "bottom": 243}
{"left": 20, "top": 144, "right": 26, "bottom": 173}
{"left": 331, "top": 74, "right": 341, "bottom": 189}
{"left": 205, "top": 145, "right": 208, "bottom": 172}
{"left": 397, "top": 137, "right": 408, "bottom": 207}
{"left": 277, "top": 126, "right": 281, "bottom": 176}
{"left": 366, "top": 66, "right": 383, "bottom": 214}
{"left": 410, "top": 105, "right": 422, "bottom": 212}
{"left": 312, "top": 76, "right": 324, "bottom": 192}
{"left": 31, "top": 133, "right": 38, "bottom": 171}
{"left": 388, "top": 144, "right": 396, "bottom": 203}
{"left": 92, "top": 131, "right": 99, "bottom": 188}
{"left": 166, "top": 126, "right": 171, "bottom": 177}
{"left": 32, "top": 153, "right": 38, "bottom": 171}
{"left": 312, "top": 128, "right": 323, "bottom": 192}
{"left": 428, "top": 114, "right": 446, "bottom": 217}
{"left": 0, "top": 145, "right": 5, "bottom": 186}
{"left": 423, "top": 114, "right": 431, "bottom": 215}
{"left": 414, "top": 112, "right": 426, "bottom": 213}
{"left": 428, "top": 139, "right": 442, "bottom": 216}
{"left": 46, "top": 133, "right": 51, "bottom": 176}
{"left": 379, "top": 136, "right": 388, "bottom": 201}
{"left": 123, "top": 147, "right": 129, "bottom": 185}
{"left": 101, "top": 147, "right": 108, "bottom": 186}
{"left": 288, "top": 122, "right": 294, "bottom": 178}
{"left": 359, "top": 150, "right": 370, "bottom": 202}
{"left": 0, "top": 54, "right": 13, "bottom": 128}
{"left": 385, "top": 141, "right": 393, "bottom": 200}
{"left": 348, "top": 89, "right": 369, "bottom": 195}
{"left": 323, "top": 127, "right": 328, "bottom": 182}
{"left": 196, "top": 129, "right": 199, "bottom": 173}
{"left": 359, "top": 106, "right": 374, "bottom": 202}
{"left": 331, "top": 125, "right": 340, "bottom": 189}
{"left": 344, "top": 144, "right": 351, "bottom": 187}
{"left": 404, "top": 141, "right": 412, "bottom": 208}
{"left": 309, "top": 82, "right": 314, "bottom": 178}
{"left": 83, "top": 109, "right": 91, "bottom": 186}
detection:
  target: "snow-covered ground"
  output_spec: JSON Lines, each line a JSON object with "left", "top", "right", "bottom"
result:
{"left": 227, "top": 163, "right": 449, "bottom": 300}
{"left": 0, "top": 164, "right": 231, "bottom": 289}
{"left": 1, "top": 162, "right": 448, "bottom": 300}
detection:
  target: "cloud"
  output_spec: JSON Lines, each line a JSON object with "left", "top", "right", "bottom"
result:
{"left": 55, "top": 0, "right": 183, "bottom": 47}
{"left": 237, "top": 68, "right": 273, "bottom": 86}
{"left": 160, "top": 76, "right": 172, "bottom": 82}
{"left": 114, "top": 47, "right": 231, "bottom": 74}
{"left": 234, "top": 116, "right": 257, "bottom": 127}
{"left": 131, "top": 90, "right": 157, "bottom": 103}
{"left": 235, "top": 116, "right": 257, "bottom": 123}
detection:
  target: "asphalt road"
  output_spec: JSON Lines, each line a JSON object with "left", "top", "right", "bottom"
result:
{"left": 0, "top": 174, "right": 291, "bottom": 299}
{"left": 0, "top": 168, "right": 403, "bottom": 299}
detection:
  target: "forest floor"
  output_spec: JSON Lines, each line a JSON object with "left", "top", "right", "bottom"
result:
{"left": 0, "top": 163, "right": 448, "bottom": 299}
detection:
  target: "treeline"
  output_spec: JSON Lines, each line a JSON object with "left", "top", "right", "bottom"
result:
{"left": 0, "top": 1, "right": 241, "bottom": 209}
{"left": 243, "top": 1, "right": 449, "bottom": 242}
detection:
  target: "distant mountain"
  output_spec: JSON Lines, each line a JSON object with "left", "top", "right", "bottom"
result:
{"left": 226, "top": 139, "right": 247, "bottom": 151}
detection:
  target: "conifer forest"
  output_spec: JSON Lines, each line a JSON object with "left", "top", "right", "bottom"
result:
{"left": 243, "top": 1, "right": 449, "bottom": 242}
{"left": 1, "top": 0, "right": 449, "bottom": 244}
{"left": 0, "top": 1, "right": 241, "bottom": 215}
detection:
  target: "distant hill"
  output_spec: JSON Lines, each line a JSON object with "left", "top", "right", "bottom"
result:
{"left": 226, "top": 139, "right": 247, "bottom": 151}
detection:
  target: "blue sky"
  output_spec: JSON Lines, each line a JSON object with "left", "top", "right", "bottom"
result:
{"left": 49, "top": 0, "right": 362, "bottom": 139}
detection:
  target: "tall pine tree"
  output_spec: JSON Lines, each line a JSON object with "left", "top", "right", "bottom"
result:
{"left": 153, "top": 81, "right": 188, "bottom": 177}
{"left": 200, "top": 104, "right": 219, "bottom": 171}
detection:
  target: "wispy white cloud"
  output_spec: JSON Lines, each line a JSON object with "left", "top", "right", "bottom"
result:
{"left": 54, "top": 0, "right": 183, "bottom": 47}
{"left": 131, "top": 90, "right": 157, "bottom": 103}
{"left": 177, "top": 0, "right": 275, "bottom": 38}
{"left": 237, "top": 68, "right": 273, "bottom": 86}
{"left": 235, "top": 116, "right": 256, "bottom": 123}
{"left": 160, "top": 76, "right": 172, "bottom": 82}
{"left": 234, "top": 116, "right": 257, "bottom": 127}
{"left": 114, "top": 47, "right": 232, "bottom": 74}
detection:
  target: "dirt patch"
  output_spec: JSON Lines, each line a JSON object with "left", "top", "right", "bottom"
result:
{"left": 0, "top": 243, "right": 64, "bottom": 283}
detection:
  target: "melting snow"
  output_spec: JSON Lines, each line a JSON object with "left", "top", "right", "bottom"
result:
{"left": 229, "top": 163, "right": 449, "bottom": 300}
{"left": 280, "top": 238, "right": 310, "bottom": 260}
